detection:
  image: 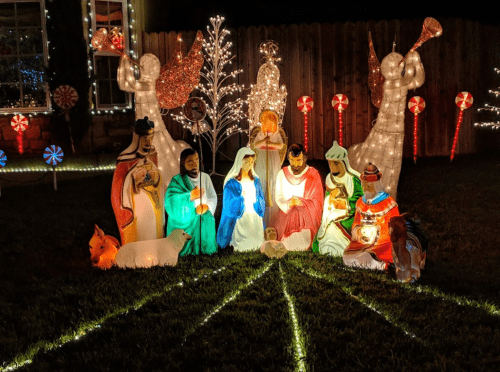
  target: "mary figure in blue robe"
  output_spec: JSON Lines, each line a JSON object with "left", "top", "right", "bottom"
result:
{"left": 217, "top": 147, "right": 265, "bottom": 252}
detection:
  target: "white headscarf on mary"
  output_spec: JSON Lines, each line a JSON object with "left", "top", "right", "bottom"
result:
{"left": 223, "top": 147, "right": 259, "bottom": 187}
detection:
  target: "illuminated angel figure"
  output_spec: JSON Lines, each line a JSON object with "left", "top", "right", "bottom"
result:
{"left": 248, "top": 41, "right": 288, "bottom": 228}
{"left": 349, "top": 19, "right": 441, "bottom": 199}
{"left": 348, "top": 37, "right": 424, "bottom": 199}
{"left": 118, "top": 54, "right": 188, "bottom": 192}
{"left": 117, "top": 32, "right": 204, "bottom": 192}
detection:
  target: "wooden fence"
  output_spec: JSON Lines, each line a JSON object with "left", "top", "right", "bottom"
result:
{"left": 142, "top": 19, "right": 500, "bottom": 161}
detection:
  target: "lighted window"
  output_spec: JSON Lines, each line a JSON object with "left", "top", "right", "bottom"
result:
{"left": 0, "top": 0, "right": 49, "bottom": 112}
{"left": 90, "top": 0, "right": 131, "bottom": 110}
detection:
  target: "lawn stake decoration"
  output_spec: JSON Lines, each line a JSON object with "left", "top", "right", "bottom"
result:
{"left": 52, "top": 85, "right": 79, "bottom": 154}
{"left": 11, "top": 114, "right": 28, "bottom": 154}
{"left": 332, "top": 94, "right": 349, "bottom": 147}
{"left": 408, "top": 96, "right": 426, "bottom": 163}
{"left": 451, "top": 92, "right": 473, "bottom": 161}
{"left": 0, "top": 149, "right": 6, "bottom": 197}
{"left": 297, "top": 96, "right": 313, "bottom": 152}
{"left": 43, "top": 145, "right": 64, "bottom": 191}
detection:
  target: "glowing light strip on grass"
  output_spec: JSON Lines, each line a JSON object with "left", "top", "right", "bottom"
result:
{"left": 407, "top": 282, "right": 500, "bottom": 316}
{"left": 0, "top": 165, "right": 116, "bottom": 173}
{"left": 1, "top": 267, "right": 228, "bottom": 372}
{"left": 291, "top": 262, "right": 423, "bottom": 344}
{"left": 362, "top": 271, "right": 500, "bottom": 317}
{"left": 279, "top": 263, "right": 307, "bottom": 372}
{"left": 182, "top": 261, "right": 274, "bottom": 345}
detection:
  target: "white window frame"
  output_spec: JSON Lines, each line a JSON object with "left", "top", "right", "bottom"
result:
{"left": 0, "top": 0, "right": 50, "bottom": 114}
{"left": 90, "top": 0, "right": 131, "bottom": 110}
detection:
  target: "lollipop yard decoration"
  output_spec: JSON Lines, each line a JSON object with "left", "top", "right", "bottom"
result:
{"left": 44, "top": 145, "right": 64, "bottom": 191}
{"left": 297, "top": 96, "right": 313, "bottom": 152}
{"left": 52, "top": 85, "right": 79, "bottom": 154}
{"left": 408, "top": 96, "right": 426, "bottom": 163}
{"left": 451, "top": 92, "right": 473, "bottom": 161}
{"left": 332, "top": 94, "right": 349, "bottom": 147}
{"left": 11, "top": 114, "right": 28, "bottom": 154}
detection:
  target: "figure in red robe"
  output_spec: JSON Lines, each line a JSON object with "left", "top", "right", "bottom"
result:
{"left": 343, "top": 163, "right": 399, "bottom": 270}
{"left": 275, "top": 143, "right": 323, "bottom": 251}
{"left": 111, "top": 117, "right": 164, "bottom": 245}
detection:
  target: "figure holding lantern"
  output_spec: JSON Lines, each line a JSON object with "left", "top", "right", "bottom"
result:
{"left": 249, "top": 110, "right": 286, "bottom": 228}
{"left": 164, "top": 148, "right": 218, "bottom": 256}
{"left": 343, "top": 163, "right": 399, "bottom": 271}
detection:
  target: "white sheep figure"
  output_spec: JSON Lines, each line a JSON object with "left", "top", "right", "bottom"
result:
{"left": 115, "top": 229, "right": 191, "bottom": 269}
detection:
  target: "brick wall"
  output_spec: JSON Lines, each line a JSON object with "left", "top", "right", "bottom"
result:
{"left": 0, "top": 115, "right": 54, "bottom": 155}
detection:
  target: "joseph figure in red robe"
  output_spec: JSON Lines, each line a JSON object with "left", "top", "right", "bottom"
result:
{"left": 275, "top": 143, "right": 324, "bottom": 251}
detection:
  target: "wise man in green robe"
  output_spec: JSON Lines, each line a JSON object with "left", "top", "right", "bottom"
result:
{"left": 312, "top": 141, "right": 363, "bottom": 256}
{"left": 164, "top": 148, "right": 218, "bottom": 256}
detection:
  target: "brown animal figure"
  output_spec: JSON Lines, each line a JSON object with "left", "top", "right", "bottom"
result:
{"left": 389, "top": 213, "right": 427, "bottom": 283}
{"left": 89, "top": 225, "right": 120, "bottom": 270}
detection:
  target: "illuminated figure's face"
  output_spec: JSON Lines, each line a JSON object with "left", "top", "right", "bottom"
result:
{"left": 137, "top": 133, "right": 153, "bottom": 157}
{"left": 184, "top": 153, "right": 199, "bottom": 178}
{"left": 328, "top": 160, "right": 346, "bottom": 177}
{"left": 241, "top": 155, "right": 255, "bottom": 172}
{"left": 361, "top": 180, "right": 376, "bottom": 193}
{"left": 288, "top": 153, "right": 306, "bottom": 175}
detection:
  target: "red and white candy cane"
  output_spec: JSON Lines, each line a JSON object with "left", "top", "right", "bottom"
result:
{"left": 332, "top": 94, "right": 349, "bottom": 147}
{"left": 451, "top": 92, "right": 473, "bottom": 161}
{"left": 297, "top": 96, "right": 313, "bottom": 152}
{"left": 408, "top": 96, "right": 426, "bottom": 163}
{"left": 10, "top": 114, "right": 29, "bottom": 154}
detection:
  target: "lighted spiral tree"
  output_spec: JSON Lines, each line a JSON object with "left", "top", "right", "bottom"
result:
{"left": 172, "top": 16, "right": 247, "bottom": 175}
{"left": 475, "top": 67, "right": 500, "bottom": 130}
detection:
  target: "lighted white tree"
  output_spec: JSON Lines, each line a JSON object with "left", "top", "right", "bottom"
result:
{"left": 172, "top": 16, "right": 247, "bottom": 175}
{"left": 475, "top": 67, "right": 500, "bottom": 130}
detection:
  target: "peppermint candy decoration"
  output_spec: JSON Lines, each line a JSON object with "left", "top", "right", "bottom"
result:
{"left": 53, "top": 85, "right": 78, "bottom": 110}
{"left": 455, "top": 92, "right": 473, "bottom": 110}
{"left": 332, "top": 94, "right": 349, "bottom": 111}
{"left": 297, "top": 96, "right": 314, "bottom": 113}
{"left": 11, "top": 114, "right": 28, "bottom": 132}
{"left": 0, "top": 150, "right": 7, "bottom": 168}
{"left": 44, "top": 145, "right": 64, "bottom": 166}
{"left": 408, "top": 96, "right": 426, "bottom": 114}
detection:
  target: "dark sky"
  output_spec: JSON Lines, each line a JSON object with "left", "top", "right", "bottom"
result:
{"left": 146, "top": 1, "right": 500, "bottom": 33}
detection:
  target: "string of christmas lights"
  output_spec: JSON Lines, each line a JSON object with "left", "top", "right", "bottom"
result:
{"left": 182, "top": 261, "right": 274, "bottom": 345}
{"left": 475, "top": 68, "right": 500, "bottom": 129}
{"left": 1, "top": 266, "right": 229, "bottom": 372}
{"left": 84, "top": 0, "right": 136, "bottom": 115}
{"left": 290, "top": 262, "right": 423, "bottom": 343}
{"left": 279, "top": 263, "right": 307, "bottom": 372}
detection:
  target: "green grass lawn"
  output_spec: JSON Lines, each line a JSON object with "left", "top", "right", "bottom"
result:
{"left": 1, "top": 152, "right": 499, "bottom": 371}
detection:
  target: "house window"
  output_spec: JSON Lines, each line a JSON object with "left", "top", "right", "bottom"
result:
{"left": 90, "top": 0, "right": 131, "bottom": 110}
{"left": 0, "top": 0, "right": 49, "bottom": 112}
